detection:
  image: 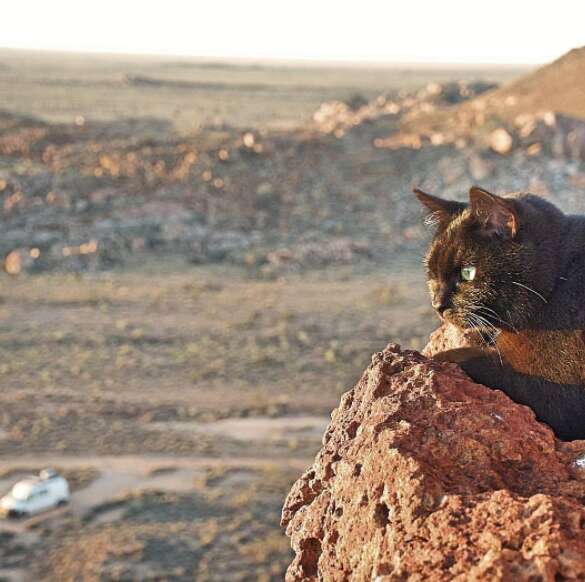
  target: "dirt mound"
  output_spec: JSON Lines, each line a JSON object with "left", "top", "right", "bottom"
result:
{"left": 397, "top": 47, "right": 585, "bottom": 157}
{"left": 281, "top": 339, "right": 585, "bottom": 581}
{"left": 484, "top": 47, "right": 585, "bottom": 121}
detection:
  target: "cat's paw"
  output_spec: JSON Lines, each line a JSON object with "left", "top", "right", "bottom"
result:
{"left": 432, "top": 347, "right": 486, "bottom": 365}
{"left": 433, "top": 347, "right": 506, "bottom": 390}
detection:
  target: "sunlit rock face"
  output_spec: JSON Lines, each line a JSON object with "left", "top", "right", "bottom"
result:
{"left": 422, "top": 321, "right": 481, "bottom": 357}
{"left": 282, "top": 342, "right": 585, "bottom": 581}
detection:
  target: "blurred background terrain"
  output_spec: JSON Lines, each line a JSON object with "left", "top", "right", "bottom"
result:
{"left": 1, "top": 45, "right": 585, "bottom": 580}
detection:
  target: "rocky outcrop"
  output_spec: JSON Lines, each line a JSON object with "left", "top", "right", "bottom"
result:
{"left": 282, "top": 341, "right": 585, "bottom": 581}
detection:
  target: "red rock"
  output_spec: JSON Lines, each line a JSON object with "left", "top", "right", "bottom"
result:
{"left": 422, "top": 322, "right": 481, "bottom": 357}
{"left": 282, "top": 343, "right": 585, "bottom": 581}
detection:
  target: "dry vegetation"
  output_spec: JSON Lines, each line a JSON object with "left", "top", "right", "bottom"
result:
{"left": 0, "top": 265, "right": 434, "bottom": 458}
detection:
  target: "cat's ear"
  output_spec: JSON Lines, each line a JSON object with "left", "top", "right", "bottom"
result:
{"left": 413, "top": 188, "right": 465, "bottom": 227}
{"left": 469, "top": 186, "right": 518, "bottom": 239}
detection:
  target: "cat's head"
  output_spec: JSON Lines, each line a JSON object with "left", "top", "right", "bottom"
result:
{"left": 415, "top": 186, "right": 562, "bottom": 332}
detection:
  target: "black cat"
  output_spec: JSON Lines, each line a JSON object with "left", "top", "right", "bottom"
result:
{"left": 415, "top": 186, "right": 585, "bottom": 440}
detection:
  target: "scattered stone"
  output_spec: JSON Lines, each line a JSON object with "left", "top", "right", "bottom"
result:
{"left": 4, "top": 248, "right": 42, "bottom": 275}
{"left": 256, "top": 181, "right": 273, "bottom": 196}
{"left": 489, "top": 128, "right": 514, "bottom": 154}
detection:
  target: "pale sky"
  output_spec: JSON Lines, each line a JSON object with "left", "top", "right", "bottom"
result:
{"left": 2, "top": 0, "right": 585, "bottom": 64}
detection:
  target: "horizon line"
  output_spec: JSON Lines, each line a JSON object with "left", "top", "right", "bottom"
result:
{"left": 0, "top": 45, "right": 541, "bottom": 69}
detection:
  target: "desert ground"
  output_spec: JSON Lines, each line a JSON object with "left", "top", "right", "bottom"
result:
{"left": 3, "top": 47, "right": 585, "bottom": 580}
{"left": 0, "top": 265, "right": 434, "bottom": 581}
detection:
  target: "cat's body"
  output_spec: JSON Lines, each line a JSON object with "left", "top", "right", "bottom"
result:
{"left": 416, "top": 187, "right": 585, "bottom": 440}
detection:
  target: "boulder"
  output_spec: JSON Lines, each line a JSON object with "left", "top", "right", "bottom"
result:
{"left": 489, "top": 128, "right": 514, "bottom": 155}
{"left": 282, "top": 342, "right": 585, "bottom": 581}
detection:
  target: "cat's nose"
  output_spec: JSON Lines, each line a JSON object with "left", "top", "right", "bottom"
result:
{"left": 431, "top": 290, "right": 452, "bottom": 314}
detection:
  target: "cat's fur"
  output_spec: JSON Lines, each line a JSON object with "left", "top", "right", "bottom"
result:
{"left": 415, "top": 186, "right": 585, "bottom": 440}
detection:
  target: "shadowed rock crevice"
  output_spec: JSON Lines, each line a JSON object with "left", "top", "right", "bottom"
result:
{"left": 282, "top": 335, "right": 585, "bottom": 581}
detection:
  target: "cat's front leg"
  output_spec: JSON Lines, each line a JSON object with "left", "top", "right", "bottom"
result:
{"left": 433, "top": 346, "right": 585, "bottom": 440}
{"left": 432, "top": 347, "right": 508, "bottom": 389}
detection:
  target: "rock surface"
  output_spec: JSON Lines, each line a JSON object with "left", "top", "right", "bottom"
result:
{"left": 422, "top": 322, "right": 481, "bottom": 357}
{"left": 282, "top": 342, "right": 585, "bottom": 581}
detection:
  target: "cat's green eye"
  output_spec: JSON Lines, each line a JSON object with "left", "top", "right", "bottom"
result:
{"left": 461, "top": 265, "right": 476, "bottom": 282}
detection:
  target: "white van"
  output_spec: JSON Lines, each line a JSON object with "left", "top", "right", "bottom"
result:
{"left": 0, "top": 468, "right": 70, "bottom": 518}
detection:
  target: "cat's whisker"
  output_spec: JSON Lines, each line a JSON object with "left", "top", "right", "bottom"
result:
{"left": 473, "top": 311, "right": 498, "bottom": 328}
{"left": 474, "top": 304, "right": 499, "bottom": 318}
{"left": 468, "top": 313, "right": 493, "bottom": 345}
{"left": 475, "top": 304, "right": 517, "bottom": 333}
{"left": 464, "top": 315, "right": 480, "bottom": 337}
{"left": 471, "top": 313, "right": 504, "bottom": 366}
{"left": 465, "top": 316, "right": 486, "bottom": 350}
{"left": 424, "top": 212, "right": 441, "bottom": 228}
{"left": 475, "top": 304, "right": 506, "bottom": 323}
{"left": 504, "top": 308, "right": 524, "bottom": 336}
{"left": 492, "top": 340, "right": 504, "bottom": 367}
{"left": 471, "top": 311, "right": 500, "bottom": 337}
{"left": 477, "top": 310, "right": 510, "bottom": 330}
{"left": 467, "top": 312, "right": 504, "bottom": 367}
{"left": 511, "top": 281, "right": 548, "bottom": 304}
